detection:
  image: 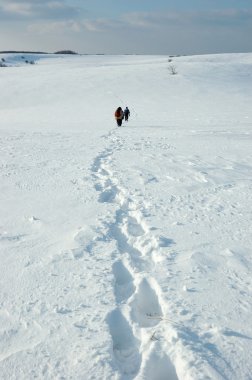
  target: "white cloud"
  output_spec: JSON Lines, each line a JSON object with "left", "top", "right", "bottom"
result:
{"left": 1, "top": 2, "right": 33, "bottom": 16}
{"left": 121, "top": 9, "right": 252, "bottom": 29}
{"left": 27, "top": 20, "right": 81, "bottom": 34}
{"left": 0, "top": 0, "right": 80, "bottom": 20}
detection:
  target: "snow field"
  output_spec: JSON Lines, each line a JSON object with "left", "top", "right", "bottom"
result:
{"left": 0, "top": 52, "right": 252, "bottom": 379}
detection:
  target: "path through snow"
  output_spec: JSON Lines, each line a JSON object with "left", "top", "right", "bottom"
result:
{"left": 91, "top": 131, "right": 179, "bottom": 379}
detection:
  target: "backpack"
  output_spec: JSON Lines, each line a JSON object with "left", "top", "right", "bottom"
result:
{"left": 115, "top": 109, "right": 121, "bottom": 118}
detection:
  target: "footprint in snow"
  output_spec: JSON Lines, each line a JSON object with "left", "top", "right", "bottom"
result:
{"left": 130, "top": 278, "right": 163, "bottom": 328}
{"left": 107, "top": 308, "right": 141, "bottom": 375}
{"left": 113, "top": 260, "right": 135, "bottom": 303}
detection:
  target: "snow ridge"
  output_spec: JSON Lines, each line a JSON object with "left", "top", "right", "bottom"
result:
{"left": 91, "top": 131, "right": 179, "bottom": 379}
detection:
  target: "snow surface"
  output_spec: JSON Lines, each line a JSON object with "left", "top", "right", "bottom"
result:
{"left": 0, "top": 52, "right": 252, "bottom": 379}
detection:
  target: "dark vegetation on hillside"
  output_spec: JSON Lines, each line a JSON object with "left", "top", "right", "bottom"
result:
{"left": 0, "top": 50, "right": 78, "bottom": 54}
{"left": 0, "top": 50, "right": 79, "bottom": 67}
{"left": 54, "top": 50, "right": 78, "bottom": 54}
{"left": 0, "top": 51, "right": 48, "bottom": 54}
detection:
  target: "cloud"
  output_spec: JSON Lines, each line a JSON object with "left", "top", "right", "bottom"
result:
{"left": 27, "top": 20, "right": 82, "bottom": 35}
{"left": 121, "top": 9, "right": 252, "bottom": 29}
{"left": 42, "top": 8, "right": 252, "bottom": 33}
{"left": 196, "top": 8, "right": 252, "bottom": 26}
{"left": 1, "top": 6, "right": 251, "bottom": 54}
{"left": 0, "top": 0, "right": 81, "bottom": 20}
{"left": 26, "top": 18, "right": 121, "bottom": 34}
{"left": 2, "top": 2, "right": 252, "bottom": 30}
{"left": 72, "top": 8, "right": 252, "bottom": 54}
{"left": 1, "top": 2, "right": 33, "bottom": 16}
{"left": 81, "top": 18, "right": 122, "bottom": 32}
{"left": 121, "top": 11, "right": 183, "bottom": 29}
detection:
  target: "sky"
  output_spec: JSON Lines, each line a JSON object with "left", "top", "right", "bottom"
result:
{"left": 0, "top": 0, "right": 252, "bottom": 54}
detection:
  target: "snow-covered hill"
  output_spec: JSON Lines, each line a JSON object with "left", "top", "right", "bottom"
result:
{"left": 0, "top": 52, "right": 252, "bottom": 379}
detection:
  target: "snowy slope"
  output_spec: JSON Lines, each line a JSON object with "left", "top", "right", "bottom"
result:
{"left": 0, "top": 52, "right": 252, "bottom": 379}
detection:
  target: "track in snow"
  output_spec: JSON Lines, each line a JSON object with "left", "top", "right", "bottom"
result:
{"left": 91, "top": 131, "right": 178, "bottom": 379}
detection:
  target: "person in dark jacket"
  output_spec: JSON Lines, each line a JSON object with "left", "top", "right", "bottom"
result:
{"left": 124, "top": 107, "right": 130, "bottom": 121}
{"left": 114, "top": 107, "right": 124, "bottom": 126}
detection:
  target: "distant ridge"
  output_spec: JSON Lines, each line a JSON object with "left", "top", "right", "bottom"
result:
{"left": 0, "top": 50, "right": 78, "bottom": 54}
{"left": 54, "top": 50, "right": 78, "bottom": 55}
{"left": 0, "top": 51, "right": 49, "bottom": 54}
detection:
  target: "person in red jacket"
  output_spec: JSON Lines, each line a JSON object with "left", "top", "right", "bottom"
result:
{"left": 114, "top": 107, "right": 124, "bottom": 126}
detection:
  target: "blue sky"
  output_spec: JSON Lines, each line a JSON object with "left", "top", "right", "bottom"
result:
{"left": 0, "top": 0, "right": 251, "bottom": 54}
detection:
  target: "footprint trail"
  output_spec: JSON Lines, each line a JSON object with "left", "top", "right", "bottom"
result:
{"left": 91, "top": 132, "right": 179, "bottom": 379}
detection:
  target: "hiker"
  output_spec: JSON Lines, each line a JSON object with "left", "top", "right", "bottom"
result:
{"left": 114, "top": 107, "right": 124, "bottom": 126}
{"left": 124, "top": 107, "right": 130, "bottom": 122}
